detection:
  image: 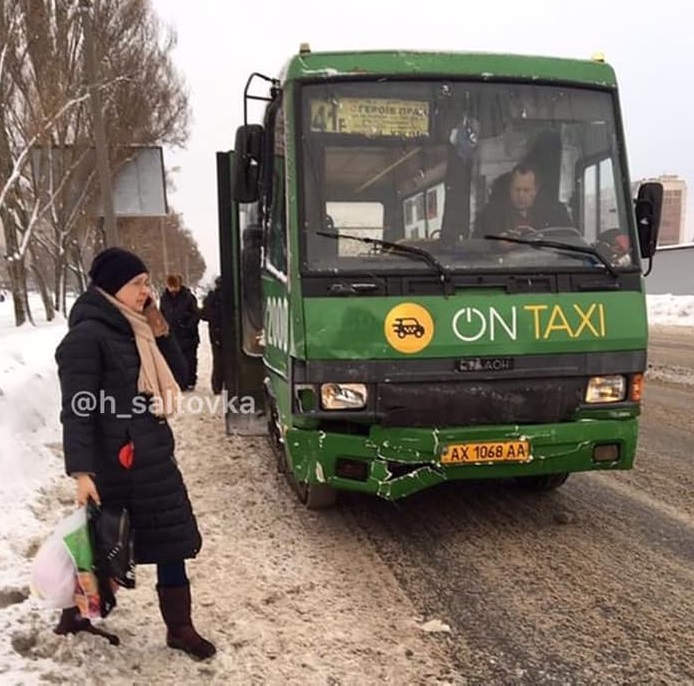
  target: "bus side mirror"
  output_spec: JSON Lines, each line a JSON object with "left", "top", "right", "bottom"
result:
{"left": 635, "top": 182, "right": 663, "bottom": 259}
{"left": 232, "top": 125, "right": 264, "bottom": 203}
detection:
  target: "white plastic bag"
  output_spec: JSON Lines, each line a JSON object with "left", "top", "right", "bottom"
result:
{"left": 30, "top": 508, "right": 86, "bottom": 609}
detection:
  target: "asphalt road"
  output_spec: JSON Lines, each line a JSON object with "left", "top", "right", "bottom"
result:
{"left": 337, "top": 325, "right": 694, "bottom": 684}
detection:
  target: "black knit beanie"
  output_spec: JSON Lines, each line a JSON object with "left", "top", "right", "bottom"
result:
{"left": 89, "top": 247, "right": 148, "bottom": 295}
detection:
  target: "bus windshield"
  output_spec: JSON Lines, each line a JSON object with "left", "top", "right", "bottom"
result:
{"left": 300, "top": 80, "right": 635, "bottom": 275}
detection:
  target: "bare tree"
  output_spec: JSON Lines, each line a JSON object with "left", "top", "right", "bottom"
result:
{"left": 0, "top": 1, "right": 92, "bottom": 324}
{"left": 0, "top": 0, "right": 192, "bottom": 325}
{"left": 118, "top": 211, "right": 206, "bottom": 293}
{"left": 0, "top": 1, "right": 97, "bottom": 323}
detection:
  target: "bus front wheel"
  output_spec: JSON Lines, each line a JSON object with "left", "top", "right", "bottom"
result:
{"left": 296, "top": 481, "right": 337, "bottom": 509}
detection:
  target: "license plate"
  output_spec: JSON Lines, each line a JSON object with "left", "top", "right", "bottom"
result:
{"left": 441, "top": 440, "right": 530, "bottom": 464}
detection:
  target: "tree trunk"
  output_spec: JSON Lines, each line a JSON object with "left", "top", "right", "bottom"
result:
{"left": 2, "top": 212, "right": 31, "bottom": 326}
{"left": 53, "top": 239, "right": 66, "bottom": 314}
{"left": 30, "top": 248, "right": 55, "bottom": 322}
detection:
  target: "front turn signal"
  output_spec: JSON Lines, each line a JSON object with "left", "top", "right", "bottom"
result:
{"left": 630, "top": 373, "right": 644, "bottom": 402}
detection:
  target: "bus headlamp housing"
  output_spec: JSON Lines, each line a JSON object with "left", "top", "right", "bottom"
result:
{"left": 585, "top": 375, "right": 627, "bottom": 404}
{"left": 320, "top": 383, "right": 367, "bottom": 410}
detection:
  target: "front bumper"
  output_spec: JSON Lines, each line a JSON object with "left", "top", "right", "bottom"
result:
{"left": 284, "top": 417, "right": 639, "bottom": 500}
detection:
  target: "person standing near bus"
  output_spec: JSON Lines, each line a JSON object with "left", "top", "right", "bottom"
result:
{"left": 54, "top": 247, "right": 215, "bottom": 659}
{"left": 160, "top": 274, "right": 200, "bottom": 391}
{"left": 200, "top": 276, "right": 224, "bottom": 395}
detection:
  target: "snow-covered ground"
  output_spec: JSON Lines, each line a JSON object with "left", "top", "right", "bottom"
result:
{"left": 0, "top": 302, "right": 69, "bottom": 587}
{"left": 646, "top": 293, "right": 694, "bottom": 326}
{"left": 0, "top": 292, "right": 692, "bottom": 683}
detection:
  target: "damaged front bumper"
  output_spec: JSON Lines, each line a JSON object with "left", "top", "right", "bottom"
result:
{"left": 284, "top": 417, "right": 639, "bottom": 501}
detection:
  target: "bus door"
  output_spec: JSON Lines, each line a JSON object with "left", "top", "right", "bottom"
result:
{"left": 216, "top": 150, "right": 266, "bottom": 435}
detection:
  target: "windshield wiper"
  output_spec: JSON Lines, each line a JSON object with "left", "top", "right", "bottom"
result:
{"left": 317, "top": 231, "right": 453, "bottom": 294}
{"left": 484, "top": 234, "right": 619, "bottom": 278}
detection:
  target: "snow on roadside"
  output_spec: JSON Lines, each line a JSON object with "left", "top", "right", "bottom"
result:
{"left": 0, "top": 312, "right": 67, "bottom": 585}
{"left": 647, "top": 294, "right": 694, "bottom": 326}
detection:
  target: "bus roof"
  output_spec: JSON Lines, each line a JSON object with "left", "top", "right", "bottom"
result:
{"left": 281, "top": 50, "right": 617, "bottom": 87}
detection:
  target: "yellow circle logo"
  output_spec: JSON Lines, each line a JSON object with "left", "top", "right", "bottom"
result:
{"left": 384, "top": 303, "right": 434, "bottom": 354}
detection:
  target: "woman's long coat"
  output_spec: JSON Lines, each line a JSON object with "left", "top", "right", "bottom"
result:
{"left": 55, "top": 288, "right": 202, "bottom": 564}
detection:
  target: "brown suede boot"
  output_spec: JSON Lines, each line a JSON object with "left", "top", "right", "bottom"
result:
{"left": 54, "top": 606, "right": 120, "bottom": 646}
{"left": 156, "top": 584, "right": 216, "bottom": 660}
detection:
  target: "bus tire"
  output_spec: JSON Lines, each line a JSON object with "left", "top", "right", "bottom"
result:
{"left": 297, "top": 481, "right": 337, "bottom": 510}
{"left": 267, "top": 411, "right": 286, "bottom": 473}
{"left": 516, "top": 473, "right": 569, "bottom": 491}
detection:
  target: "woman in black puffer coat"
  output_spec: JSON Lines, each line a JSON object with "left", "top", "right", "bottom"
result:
{"left": 54, "top": 247, "right": 215, "bottom": 660}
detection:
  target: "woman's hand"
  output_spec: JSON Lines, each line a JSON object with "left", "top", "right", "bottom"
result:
{"left": 75, "top": 474, "right": 101, "bottom": 507}
{"left": 143, "top": 300, "right": 170, "bottom": 338}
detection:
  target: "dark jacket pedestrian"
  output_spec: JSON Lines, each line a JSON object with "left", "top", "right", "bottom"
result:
{"left": 160, "top": 274, "right": 200, "bottom": 390}
{"left": 200, "top": 277, "right": 223, "bottom": 395}
{"left": 54, "top": 247, "right": 215, "bottom": 660}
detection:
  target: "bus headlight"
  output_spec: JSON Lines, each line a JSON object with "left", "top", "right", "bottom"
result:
{"left": 585, "top": 375, "right": 627, "bottom": 403}
{"left": 320, "top": 383, "right": 367, "bottom": 410}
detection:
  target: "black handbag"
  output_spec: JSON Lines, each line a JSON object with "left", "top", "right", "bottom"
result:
{"left": 86, "top": 500, "right": 136, "bottom": 617}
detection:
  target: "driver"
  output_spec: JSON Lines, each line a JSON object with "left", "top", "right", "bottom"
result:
{"left": 473, "top": 163, "right": 572, "bottom": 239}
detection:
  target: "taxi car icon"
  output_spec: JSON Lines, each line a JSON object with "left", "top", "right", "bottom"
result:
{"left": 392, "top": 316, "right": 425, "bottom": 339}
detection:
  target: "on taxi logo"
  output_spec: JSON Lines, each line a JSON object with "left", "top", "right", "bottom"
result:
{"left": 385, "top": 303, "right": 434, "bottom": 354}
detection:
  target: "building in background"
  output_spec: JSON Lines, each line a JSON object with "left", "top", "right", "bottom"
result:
{"left": 633, "top": 174, "right": 688, "bottom": 246}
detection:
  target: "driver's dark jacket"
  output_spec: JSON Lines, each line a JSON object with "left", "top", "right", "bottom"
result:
{"left": 473, "top": 200, "right": 572, "bottom": 238}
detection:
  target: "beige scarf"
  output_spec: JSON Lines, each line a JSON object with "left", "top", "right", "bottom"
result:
{"left": 98, "top": 288, "right": 181, "bottom": 417}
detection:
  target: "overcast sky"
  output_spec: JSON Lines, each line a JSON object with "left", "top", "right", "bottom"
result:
{"left": 150, "top": 0, "right": 693, "bottom": 276}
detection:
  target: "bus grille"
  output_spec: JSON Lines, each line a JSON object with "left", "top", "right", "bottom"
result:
{"left": 378, "top": 378, "right": 585, "bottom": 428}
